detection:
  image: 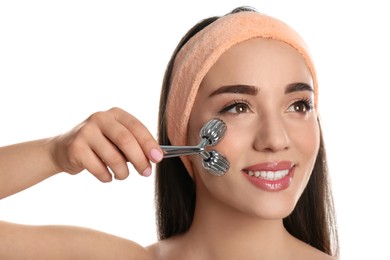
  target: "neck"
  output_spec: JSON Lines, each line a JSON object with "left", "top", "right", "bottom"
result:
{"left": 181, "top": 185, "right": 295, "bottom": 259}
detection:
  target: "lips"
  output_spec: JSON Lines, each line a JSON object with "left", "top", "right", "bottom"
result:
{"left": 243, "top": 161, "right": 295, "bottom": 192}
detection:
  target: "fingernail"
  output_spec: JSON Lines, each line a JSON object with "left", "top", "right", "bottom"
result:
{"left": 142, "top": 167, "right": 152, "bottom": 177}
{"left": 150, "top": 148, "right": 163, "bottom": 162}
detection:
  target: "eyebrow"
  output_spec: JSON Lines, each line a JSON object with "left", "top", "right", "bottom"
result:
{"left": 209, "top": 84, "right": 258, "bottom": 97}
{"left": 285, "top": 82, "right": 314, "bottom": 94}
{"left": 208, "top": 82, "right": 313, "bottom": 97}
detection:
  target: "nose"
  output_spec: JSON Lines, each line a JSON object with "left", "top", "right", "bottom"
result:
{"left": 253, "top": 114, "right": 290, "bottom": 152}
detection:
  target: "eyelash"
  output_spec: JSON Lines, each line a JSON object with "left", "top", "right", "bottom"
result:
{"left": 219, "top": 99, "right": 252, "bottom": 115}
{"left": 218, "top": 98, "right": 314, "bottom": 115}
{"left": 289, "top": 98, "right": 314, "bottom": 113}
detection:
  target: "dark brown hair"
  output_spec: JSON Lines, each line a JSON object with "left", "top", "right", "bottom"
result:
{"left": 155, "top": 6, "right": 339, "bottom": 257}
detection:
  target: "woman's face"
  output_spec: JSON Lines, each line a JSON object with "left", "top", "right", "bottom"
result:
{"left": 187, "top": 38, "right": 320, "bottom": 219}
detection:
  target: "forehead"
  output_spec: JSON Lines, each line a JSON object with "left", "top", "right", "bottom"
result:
{"left": 200, "top": 38, "right": 313, "bottom": 90}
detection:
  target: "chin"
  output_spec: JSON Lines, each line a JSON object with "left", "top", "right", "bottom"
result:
{"left": 226, "top": 191, "right": 297, "bottom": 218}
{"left": 244, "top": 196, "right": 298, "bottom": 220}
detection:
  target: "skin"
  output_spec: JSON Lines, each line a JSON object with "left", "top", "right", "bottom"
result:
{"left": 188, "top": 38, "right": 319, "bottom": 220}
{"left": 148, "top": 38, "right": 332, "bottom": 259}
{"left": 0, "top": 38, "right": 337, "bottom": 259}
{"left": 0, "top": 108, "right": 162, "bottom": 259}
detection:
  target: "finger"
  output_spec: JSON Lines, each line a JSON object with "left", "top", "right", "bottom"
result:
{"left": 99, "top": 123, "right": 152, "bottom": 177}
{"left": 88, "top": 134, "right": 131, "bottom": 180}
{"left": 77, "top": 146, "right": 113, "bottom": 183}
{"left": 82, "top": 109, "right": 152, "bottom": 177}
{"left": 110, "top": 108, "right": 163, "bottom": 163}
{"left": 61, "top": 129, "right": 113, "bottom": 182}
{"left": 91, "top": 109, "right": 153, "bottom": 176}
{"left": 66, "top": 120, "right": 129, "bottom": 181}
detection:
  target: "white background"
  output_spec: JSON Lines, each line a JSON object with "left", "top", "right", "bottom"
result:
{"left": 1, "top": 1, "right": 389, "bottom": 259}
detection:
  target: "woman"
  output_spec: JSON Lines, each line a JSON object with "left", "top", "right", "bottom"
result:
{"left": 0, "top": 6, "right": 339, "bottom": 259}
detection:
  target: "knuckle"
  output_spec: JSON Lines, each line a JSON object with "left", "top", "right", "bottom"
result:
{"left": 143, "top": 138, "right": 158, "bottom": 149}
{"left": 132, "top": 156, "right": 149, "bottom": 173}
{"left": 87, "top": 111, "right": 106, "bottom": 124}
{"left": 114, "top": 130, "right": 133, "bottom": 148}
{"left": 105, "top": 152, "right": 125, "bottom": 168}
{"left": 126, "top": 117, "right": 142, "bottom": 132}
{"left": 77, "top": 123, "right": 94, "bottom": 137}
{"left": 108, "top": 107, "right": 121, "bottom": 113}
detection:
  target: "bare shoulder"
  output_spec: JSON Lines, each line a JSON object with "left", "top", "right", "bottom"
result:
{"left": 146, "top": 239, "right": 171, "bottom": 260}
{"left": 146, "top": 236, "right": 185, "bottom": 260}
{"left": 291, "top": 235, "right": 338, "bottom": 260}
{"left": 0, "top": 220, "right": 154, "bottom": 260}
{"left": 147, "top": 235, "right": 338, "bottom": 260}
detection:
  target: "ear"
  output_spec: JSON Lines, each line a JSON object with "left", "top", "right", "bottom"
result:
{"left": 185, "top": 156, "right": 196, "bottom": 181}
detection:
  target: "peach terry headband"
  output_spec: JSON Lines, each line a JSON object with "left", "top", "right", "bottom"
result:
{"left": 166, "top": 11, "right": 317, "bottom": 171}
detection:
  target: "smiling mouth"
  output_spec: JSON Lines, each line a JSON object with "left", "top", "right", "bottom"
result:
{"left": 242, "top": 162, "right": 295, "bottom": 191}
{"left": 244, "top": 169, "right": 289, "bottom": 181}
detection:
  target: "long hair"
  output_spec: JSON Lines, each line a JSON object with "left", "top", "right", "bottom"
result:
{"left": 155, "top": 6, "right": 339, "bottom": 257}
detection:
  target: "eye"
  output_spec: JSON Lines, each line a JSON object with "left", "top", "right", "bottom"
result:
{"left": 288, "top": 99, "right": 314, "bottom": 113}
{"left": 219, "top": 100, "right": 251, "bottom": 114}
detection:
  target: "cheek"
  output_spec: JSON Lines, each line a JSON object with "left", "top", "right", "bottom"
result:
{"left": 212, "top": 124, "right": 253, "bottom": 170}
{"left": 189, "top": 123, "right": 249, "bottom": 182}
{"left": 292, "top": 119, "right": 320, "bottom": 160}
{"left": 289, "top": 118, "right": 320, "bottom": 191}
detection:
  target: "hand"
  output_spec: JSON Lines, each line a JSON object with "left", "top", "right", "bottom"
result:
{"left": 51, "top": 107, "right": 163, "bottom": 182}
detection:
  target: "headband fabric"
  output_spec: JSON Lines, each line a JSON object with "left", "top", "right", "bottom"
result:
{"left": 165, "top": 11, "right": 317, "bottom": 173}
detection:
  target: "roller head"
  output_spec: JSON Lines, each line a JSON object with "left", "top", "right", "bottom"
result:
{"left": 198, "top": 118, "right": 229, "bottom": 176}
{"left": 200, "top": 118, "right": 226, "bottom": 146}
{"left": 202, "top": 150, "right": 230, "bottom": 176}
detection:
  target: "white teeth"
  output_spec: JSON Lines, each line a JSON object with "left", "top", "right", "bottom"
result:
{"left": 247, "top": 169, "right": 289, "bottom": 180}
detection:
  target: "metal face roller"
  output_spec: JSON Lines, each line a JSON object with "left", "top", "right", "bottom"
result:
{"left": 201, "top": 150, "right": 229, "bottom": 177}
{"left": 160, "top": 118, "right": 230, "bottom": 176}
{"left": 200, "top": 118, "right": 226, "bottom": 146}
